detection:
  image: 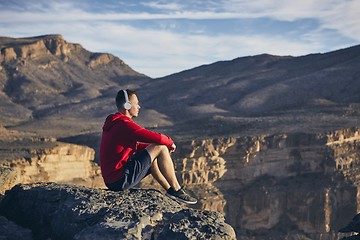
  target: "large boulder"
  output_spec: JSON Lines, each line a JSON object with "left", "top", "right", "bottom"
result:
{"left": 0, "top": 183, "right": 236, "bottom": 239}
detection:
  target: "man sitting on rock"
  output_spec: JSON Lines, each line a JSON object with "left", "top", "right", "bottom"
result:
{"left": 100, "top": 89, "right": 197, "bottom": 204}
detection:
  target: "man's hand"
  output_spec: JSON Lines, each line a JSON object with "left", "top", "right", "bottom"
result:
{"left": 169, "top": 143, "right": 176, "bottom": 153}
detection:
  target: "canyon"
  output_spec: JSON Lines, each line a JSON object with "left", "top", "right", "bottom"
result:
{"left": 2, "top": 127, "right": 359, "bottom": 239}
{"left": 138, "top": 127, "right": 360, "bottom": 239}
{"left": 1, "top": 35, "right": 360, "bottom": 239}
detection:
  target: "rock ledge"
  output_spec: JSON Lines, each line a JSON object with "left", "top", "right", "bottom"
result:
{"left": 0, "top": 183, "right": 236, "bottom": 240}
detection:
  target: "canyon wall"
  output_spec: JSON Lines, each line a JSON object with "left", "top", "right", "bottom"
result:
{"left": 0, "top": 138, "right": 104, "bottom": 193}
{"left": 157, "top": 128, "right": 360, "bottom": 240}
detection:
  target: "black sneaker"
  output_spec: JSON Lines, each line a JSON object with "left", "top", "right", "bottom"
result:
{"left": 166, "top": 187, "right": 197, "bottom": 204}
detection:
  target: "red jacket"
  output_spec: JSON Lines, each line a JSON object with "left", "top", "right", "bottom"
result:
{"left": 100, "top": 112, "right": 174, "bottom": 184}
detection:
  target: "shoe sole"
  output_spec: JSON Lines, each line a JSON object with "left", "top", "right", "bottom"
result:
{"left": 166, "top": 193, "right": 197, "bottom": 205}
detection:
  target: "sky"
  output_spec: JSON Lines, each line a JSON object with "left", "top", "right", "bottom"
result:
{"left": 0, "top": 0, "right": 359, "bottom": 78}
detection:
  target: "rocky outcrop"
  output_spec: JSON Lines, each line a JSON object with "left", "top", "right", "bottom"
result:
{"left": 0, "top": 35, "right": 74, "bottom": 63}
{"left": 0, "top": 35, "right": 124, "bottom": 68}
{"left": 88, "top": 53, "right": 125, "bottom": 68}
{"left": 0, "top": 137, "right": 104, "bottom": 193}
{"left": 0, "top": 182, "right": 236, "bottom": 240}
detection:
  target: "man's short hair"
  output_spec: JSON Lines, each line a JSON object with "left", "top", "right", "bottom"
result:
{"left": 115, "top": 89, "right": 137, "bottom": 109}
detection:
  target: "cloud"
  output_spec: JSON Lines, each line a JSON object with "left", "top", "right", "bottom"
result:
{"left": 220, "top": 0, "right": 360, "bottom": 41}
{"left": 141, "top": 1, "right": 183, "bottom": 11}
{"left": 58, "top": 22, "right": 325, "bottom": 77}
{"left": 0, "top": 0, "right": 359, "bottom": 77}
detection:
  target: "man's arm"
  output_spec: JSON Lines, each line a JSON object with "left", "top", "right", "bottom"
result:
{"left": 124, "top": 120, "right": 174, "bottom": 147}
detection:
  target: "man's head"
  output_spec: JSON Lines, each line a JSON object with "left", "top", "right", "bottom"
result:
{"left": 116, "top": 89, "right": 140, "bottom": 118}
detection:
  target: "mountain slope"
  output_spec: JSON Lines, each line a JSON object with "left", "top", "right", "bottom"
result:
{"left": 140, "top": 45, "right": 360, "bottom": 136}
{"left": 0, "top": 34, "right": 151, "bottom": 136}
{"left": 1, "top": 35, "right": 359, "bottom": 138}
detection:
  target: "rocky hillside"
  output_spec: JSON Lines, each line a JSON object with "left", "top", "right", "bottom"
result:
{"left": 141, "top": 46, "right": 360, "bottom": 137}
{"left": 0, "top": 34, "right": 150, "bottom": 137}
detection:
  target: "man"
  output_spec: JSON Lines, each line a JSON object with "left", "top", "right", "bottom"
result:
{"left": 100, "top": 89, "right": 197, "bottom": 204}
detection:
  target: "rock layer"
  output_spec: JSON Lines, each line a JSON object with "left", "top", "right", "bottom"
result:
{"left": 143, "top": 127, "right": 360, "bottom": 239}
{"left": 0, "top": 137, "right": 104, "bottom": 193}
{"left": 0, "top": 182, "right": 236, "bottom": 240}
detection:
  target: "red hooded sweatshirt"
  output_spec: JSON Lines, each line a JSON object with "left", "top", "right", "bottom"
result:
{"left": 100, "top": 112, "right": 174, "bottom": 184}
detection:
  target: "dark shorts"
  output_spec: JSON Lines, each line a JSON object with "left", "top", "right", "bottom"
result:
{"left": 106, "top": 150, "right": 152, "bottom": 191}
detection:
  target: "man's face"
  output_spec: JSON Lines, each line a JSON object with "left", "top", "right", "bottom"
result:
{"left": 128, "top": 94, "right": 140, "bottom": 118}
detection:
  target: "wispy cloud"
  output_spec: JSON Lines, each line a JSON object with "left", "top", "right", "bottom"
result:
{"left": 141, "top": 1, "right": 183, "bottom": 11}
{"left": 220, "top": 0, "right": 360, "bottom": 40}
{"left": 0, "top": 0, "right": 359, "bottom": 77}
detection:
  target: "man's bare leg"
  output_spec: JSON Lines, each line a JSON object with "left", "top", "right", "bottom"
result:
{"left": 151, "top": 158, "right": 170, "bottom": 190}
{"left": 146, "top": 144, "right": 181, "bottom": 191}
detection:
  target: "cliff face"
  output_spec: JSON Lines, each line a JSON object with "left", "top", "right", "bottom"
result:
{"left": 0, "top": 35, "right": 125, "bottom": 69}
{"left": 0, "top": 137, "right": 104, "bottom": 193}
{"left": 1, "top": 35, "right": 73, "bottom": 63}
{"left": 142, "top": 127, "right": 360, "bottom": 239}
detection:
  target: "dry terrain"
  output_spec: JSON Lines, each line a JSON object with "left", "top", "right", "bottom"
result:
{"left": 1, "top": 35, "right": 360, "bottom": 239}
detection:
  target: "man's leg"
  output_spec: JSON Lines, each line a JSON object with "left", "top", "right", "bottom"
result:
{"left": 146, "top": 144, "right": 181, "bottom": 191}
{"left": 146, "top": 144, "right": 197, "bottom": 204}
{"left": 151, "top": 158, "right": 170, "bottom": 190}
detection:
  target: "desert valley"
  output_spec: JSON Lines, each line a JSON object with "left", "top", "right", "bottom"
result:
{"left": 1, "top": 34, "right": 360, "bottom": 239}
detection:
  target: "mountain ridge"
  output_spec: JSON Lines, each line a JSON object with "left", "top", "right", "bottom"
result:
{"left": 0, "top": 34, "right": 359, "bottom": 139}
{"left": 139, "top": 43, "right": 360, "bottom": 137}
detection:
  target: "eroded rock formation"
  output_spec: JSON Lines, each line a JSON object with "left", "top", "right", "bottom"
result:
{"left": 0, "top": 137, "right": 104, "bottom": 193}
{"left": 1, "top": 35, "right": 81, "bottom": 64}
{"left": 0, "top": 182, "right": 236, "bottom": 240}
{"left": 139, "top": 127, "right": 360, "bottom": 240}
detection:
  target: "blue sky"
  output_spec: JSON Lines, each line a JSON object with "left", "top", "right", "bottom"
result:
{"left": 0, "top": 0, "right": 359, "bottom": 78}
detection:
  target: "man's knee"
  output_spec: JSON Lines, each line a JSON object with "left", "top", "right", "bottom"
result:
{"left": 146, "top": 144, "right": 168, "bottom": 159}
{"left": 147, "top": 144, "right": 167, "bottom": 151}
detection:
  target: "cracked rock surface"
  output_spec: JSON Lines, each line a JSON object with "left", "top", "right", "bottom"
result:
{"left": 0, "top": 182, "right": 236, "bottom": 240}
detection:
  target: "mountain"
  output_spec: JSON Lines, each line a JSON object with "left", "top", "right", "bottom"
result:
{"left": 141, "top": 45, "right": 360, "bottom": 137}
{"left": 1, "top": 35, "right": 360, "bottom": 139}
{"left": 0, "top": 34, "right": 150, "bottom": 137}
